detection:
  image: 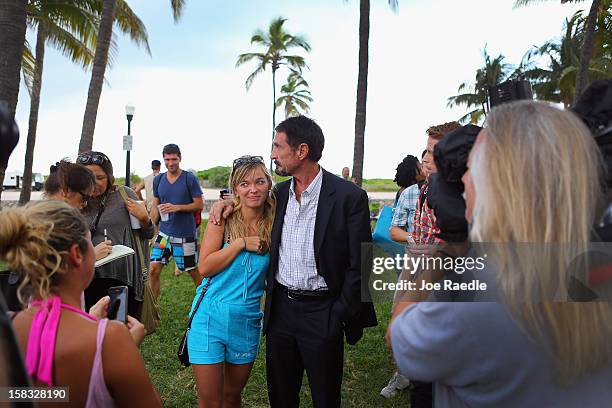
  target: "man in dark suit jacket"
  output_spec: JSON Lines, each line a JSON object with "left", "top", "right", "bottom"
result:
{"left": 264, "top": 116, "right": 377, "bottom": 407}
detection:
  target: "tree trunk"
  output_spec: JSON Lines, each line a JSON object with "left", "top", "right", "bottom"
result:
{"left": 574, "top": 0, "right": 601, "bottom": 105}
{"left": 78, "top": 0, "right": 117, "bottom": 154}
{"left": 0, "top": 0, "right": 27, "bottom": 204}
{"left": 0, "top": 0, "right": 26, "bottom": 116}
{"left": 270, "top": 68, "right": 277, "bottom": 174}
{"left": 352, "top": 0, "right": 369, "bottom": 187}
{"left": 19, "top": 24, "right": 47, "bottom": 206}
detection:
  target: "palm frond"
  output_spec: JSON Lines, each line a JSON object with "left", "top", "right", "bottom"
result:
{"left": 447, "top": 93, "right": 482, "bottom": 108}
{"left": 21, "top": 40, "right": 35, "bottom": 96}
{"left": 282, "top": 55, "right": 307, "bottom": 71}
{"left": 44, "top": 19, "right": 94, "bottom": 69}
{"left": 245, "top": 65, "right": 265, "bottom": 90}
{"left": 236, "top": 52, "right": 264, "bottom": 68}
{"left": 39, "top": 0, "right": 100, "bottom": 49}
{"left": 171, "top": 0, "right": 185, "bottom": 22}
{"left": 513, "top": 0, "right": 548, "bottom": 9}
{"left": 388, "top": 0, "right": 399, "bottom": 13}
{"left": 285, "top": 34, "right": 311, "bottom": 52}
{"left": 250, "top": 30, "right": 270, "bottom": 47}
{"left": 115, "top": 0, "right": 151, "bottom": 55}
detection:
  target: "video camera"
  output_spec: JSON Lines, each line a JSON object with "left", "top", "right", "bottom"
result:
{"left": 485, "top": 79, "right": 533, "bottom": 113}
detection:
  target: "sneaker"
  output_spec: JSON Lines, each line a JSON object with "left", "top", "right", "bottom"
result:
{"left": 380, "top": 371, "right": 410, "bottom": 398}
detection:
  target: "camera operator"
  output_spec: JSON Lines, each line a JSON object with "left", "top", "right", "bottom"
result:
{"left": 391, "top": 101, "right": 612, "bottom": 407}
{"left": 574, "top": 79, "right": 612, "bottom": 239}
{"left": 573, "top": 79, "right": 612, "bottom": 293}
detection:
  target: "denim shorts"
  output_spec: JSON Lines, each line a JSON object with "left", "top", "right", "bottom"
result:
{"left": 187, "top": 300, "right": 263, "bottom": 365}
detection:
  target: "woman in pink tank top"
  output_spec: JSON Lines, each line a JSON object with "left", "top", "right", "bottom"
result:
{"left": 0, "top": 201, "right": 161, "bottom": 407}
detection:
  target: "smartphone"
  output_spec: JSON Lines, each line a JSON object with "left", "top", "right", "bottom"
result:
{"left": 219, "top": 189, "right": 232, "bottom": 199}
{"left": 107, "top": 286, "right": 128, "bottom": 323}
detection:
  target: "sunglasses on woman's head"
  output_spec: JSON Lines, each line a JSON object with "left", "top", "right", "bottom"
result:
{"left": 232, "top": 156, "right": 264, "bottom": 170}
{"left": 77, "top": 152, "right": 110, "bottom": 166}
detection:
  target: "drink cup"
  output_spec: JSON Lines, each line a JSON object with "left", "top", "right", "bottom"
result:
{"left": 129, "top": 200, "right": 144, "bottom": 229}
{"left": 158, "top": 204, "right": 169, "bottom": 222}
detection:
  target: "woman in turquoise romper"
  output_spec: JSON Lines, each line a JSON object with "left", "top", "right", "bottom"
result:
{"left": 188, "top": 156, "right": 275, "bottom": 407}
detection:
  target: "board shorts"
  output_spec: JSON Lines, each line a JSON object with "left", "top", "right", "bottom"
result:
{"left": 150, "top": 231, "right": 198, "bottom": 272}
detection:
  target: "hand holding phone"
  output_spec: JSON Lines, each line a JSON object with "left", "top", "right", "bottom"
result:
{"left": 107, "top": 286, "right": 128, "bottom": 323}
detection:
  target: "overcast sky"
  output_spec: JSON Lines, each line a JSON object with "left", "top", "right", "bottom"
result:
{"left": 7, "top": 0, "right": 585, "bottom": 179}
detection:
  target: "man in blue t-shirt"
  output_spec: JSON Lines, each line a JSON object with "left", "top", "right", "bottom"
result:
{"left": 150, "top": 143, "right": 204, "bottom": 299}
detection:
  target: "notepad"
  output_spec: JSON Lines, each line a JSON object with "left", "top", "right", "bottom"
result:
{"left": 94, "top": 245, "right": 135, "bottom": 268}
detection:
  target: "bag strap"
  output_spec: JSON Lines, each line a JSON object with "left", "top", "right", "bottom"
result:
{"left": 186, "top": 226, "right": 226, "bottom": 329}
{"left": 90, "top": 192, "right": 108, "bottom": 235}
{"left": 153, "top": 172, "right": 164, "bottom": 193}
{"left": 187, "top": 278, "right": 211, "bottom": 330}
{"left": 117, "top": 187, "right": 148, "bottom": 279}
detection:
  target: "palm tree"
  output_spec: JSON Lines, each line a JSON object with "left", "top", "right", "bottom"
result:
{"left": 514, "top": 0, "right": 603, "bottom": 104}
{"left": 0, "top": 0, "right": 27, "bottom": 204}
{"left": 77, "top": 0, "right": 186, "bottom": 153}
{"left": 520, "top": 7, "right": 612, "bottom": 106}
{"left": 351, "top": 0, "right": 398, "bottom": 186}
{"left": 78, "top": 0, "right": 150, "bottom": 154}
{"left": 520, "top": 12, "right": 583, "bottom": 106}
{"left": 236, "top": 17, "right": 311, "bottom": 171}
{"left": 19, "top": 0, "right": 99, "bottom": 204}
{"left": 275, "top": 72, "right": 313, "bottom": 118}
{"left": 448, "top": 49, "right": 514, "bottom": 124}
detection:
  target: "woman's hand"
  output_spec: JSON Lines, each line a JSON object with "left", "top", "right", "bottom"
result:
{"left": 94, "top": 240, "right": 113, "bottom": 260}
{"left": 126, "top": 198, "right": 150, "bottom": 225}
{"left": 126, "top": 315, "right": 146, "bottom": 346}
{"left": 89, "top": 295, "right": 110, "bottom": 320}
{"left": 243, "top": 236, "right": 267, "bottom": 253}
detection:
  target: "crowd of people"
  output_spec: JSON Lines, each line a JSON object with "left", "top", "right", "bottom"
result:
{"left": 1, "top": 79, "right": 612, "bottom": 407}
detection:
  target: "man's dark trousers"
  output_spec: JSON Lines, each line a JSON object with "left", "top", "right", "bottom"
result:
{"left": 266, "top": 288, "right": 344, "bottom": 407}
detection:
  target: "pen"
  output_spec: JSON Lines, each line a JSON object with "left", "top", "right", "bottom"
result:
{"left": 104, "top": 228, "right": 108, "bottom": 242}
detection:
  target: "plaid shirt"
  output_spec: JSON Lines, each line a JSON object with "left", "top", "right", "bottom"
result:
{"left": 391, "top": 183, "right": 420, "bottom": 233}
{"left": 276, "top": 168, "right": 328, "bottom": 290}
{"left": 412, "top": 183, "right": 444, "bottom": 245}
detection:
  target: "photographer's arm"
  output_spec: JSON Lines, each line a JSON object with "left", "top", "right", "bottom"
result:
{"left": 390, "top": 227, "right": 414, "bottom": 244}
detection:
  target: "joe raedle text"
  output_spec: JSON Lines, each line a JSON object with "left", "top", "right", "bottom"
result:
{"left": 372, "top": 279, "right": 488, "bottom": 292}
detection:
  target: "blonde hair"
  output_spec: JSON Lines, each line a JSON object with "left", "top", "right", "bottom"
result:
{"left": 469, "top": 100, "right": 612, "bottom": 381}
{"left": 225, "top": 162, "right": 276, "bottom": 252}
{"left": 0, "top": 201, "right": 89, "bottom": 305}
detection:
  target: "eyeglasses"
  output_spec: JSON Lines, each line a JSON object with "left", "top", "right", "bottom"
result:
{"left": 77, "top": 151, "right": 110, "bottom": 166}
{"left": 232, "top": 155, "right": 264, "bottom": 169}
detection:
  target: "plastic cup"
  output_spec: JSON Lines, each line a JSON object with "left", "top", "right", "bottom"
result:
{"left": 129, "top": 200, "right": 144, "bottom": 229}
{"left": 158, "top": 204, "right": 169, "bottom": 222}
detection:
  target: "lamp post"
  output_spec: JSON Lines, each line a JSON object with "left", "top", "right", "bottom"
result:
{"left": 125, "top": 103, "right": 135, "bottom": 188}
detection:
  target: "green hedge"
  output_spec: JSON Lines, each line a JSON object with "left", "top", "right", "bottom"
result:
{"left": 198, "top": 166, "right": 232, "bottom": 188}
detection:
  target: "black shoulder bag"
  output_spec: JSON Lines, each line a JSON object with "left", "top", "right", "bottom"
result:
{"left": 178, "top": 277, "right": 211, "bottom": 367}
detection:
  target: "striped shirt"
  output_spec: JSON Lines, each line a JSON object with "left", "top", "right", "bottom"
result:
{"left": 276, "top": 167, "right": 328, "bottom": 290}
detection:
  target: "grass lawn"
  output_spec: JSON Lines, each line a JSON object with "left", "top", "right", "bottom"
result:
{"left": 140, "top": 263, "right": 411, "bottom": 407}
{"left": 362, "top": 179, "right": 398, "bottom": 193}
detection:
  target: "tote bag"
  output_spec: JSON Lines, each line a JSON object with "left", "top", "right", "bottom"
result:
{"left": 372, "top": 205, "right": 405, "bottom": 258}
